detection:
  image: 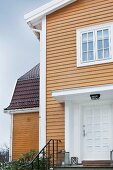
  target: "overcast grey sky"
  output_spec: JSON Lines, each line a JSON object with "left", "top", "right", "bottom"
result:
{"left": 0, "top": 0, "right": 51, "bottom": 147}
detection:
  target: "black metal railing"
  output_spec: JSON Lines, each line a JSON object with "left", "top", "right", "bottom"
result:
{"left": 28, "top": 139, "right": 62, "bottom": 170}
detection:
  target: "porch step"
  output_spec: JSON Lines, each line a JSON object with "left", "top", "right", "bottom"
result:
{"left": 54, "top": 161, "right": 113, "bottom": 170}
{"left": 54, "top": 167, "right": 113, "bottom": 170}
{"left": 82, "top": 160, "right": 112, "bottom": 167}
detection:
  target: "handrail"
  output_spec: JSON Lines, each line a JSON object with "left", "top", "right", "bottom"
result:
{"left": 27, "top": 139, "right": 61, "bottom": 170}
{"left": 30, "top": 139, "right": 52, "bottom": 165}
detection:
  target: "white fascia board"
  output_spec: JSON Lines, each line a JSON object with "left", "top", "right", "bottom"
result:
{"left": 4, "top": 107, "right": 39, "bottom": 114}
{"left": 24, "top": 0, "right": 77, "bottom": 24}
{"left": 52, "top": 84, "right": 113, "bottom": 98}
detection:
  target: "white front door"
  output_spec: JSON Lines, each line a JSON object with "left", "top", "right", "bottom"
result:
{"left": 82, "top": 104, "right": 112, "bottom": 160}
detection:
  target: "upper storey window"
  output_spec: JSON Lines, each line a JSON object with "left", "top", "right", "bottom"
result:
{"left": 77, "top": 23, "right": 113, "bottom": 67}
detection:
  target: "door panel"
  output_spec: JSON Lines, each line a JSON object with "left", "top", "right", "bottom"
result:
{"left": 82, "top": 104, "right": 112, "bottom": 160}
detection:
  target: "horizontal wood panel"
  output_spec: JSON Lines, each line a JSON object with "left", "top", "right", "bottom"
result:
{"left": 46, "top": 128, "right": 65, "bottom": 133}
{"left": 47, "top": 52, "right": 75, "bottom": 61}
{"left": 47, "top": 72, "right": 113, "bottom": 86}
{"left": 47, "top": 19, "right": 112, "bottom": 37}
{"left": 47, "top": 34, "right": 75, "bottom": 44}
{"left": 47, "top": 44, "right": 75, "bottom": 52}
{"left": 47, "top": 77, "right": 113, "bottom": 89}
{"left": 47, "top": 80, "right": 113, "bottom": 94}
{"left": 47, "top": 48, "right": 76, "bottom": 56}
{"left": 47, "top": 133, "right": 64, "bottom": 137}
{"left": 47, "top": 63, "right": 113, "bottom": 72}
{"left": 47, "top": 61, "right": 75, "bottom": 68}
{"left": 47, "top": 19, "right": 113, "bottom": 37}
{"left": 47, "top": 109, "right": 64, "bottom": 113}
{"left": 47, "top": 0, "right": 113, "bottom": 24}
{"left": 47, "top": 70, "right": 113, "bottom": 83}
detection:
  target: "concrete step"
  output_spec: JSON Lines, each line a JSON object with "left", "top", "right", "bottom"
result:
{"left": 54, "top": 166, "right": 113, "bottom": 170}
{"left": 83, "top": 161, "right": 111, "bottom": 167}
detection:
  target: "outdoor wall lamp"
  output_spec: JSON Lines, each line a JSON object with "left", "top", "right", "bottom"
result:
{"left": 90, "top": 94, "right": 100, "bottom": 100}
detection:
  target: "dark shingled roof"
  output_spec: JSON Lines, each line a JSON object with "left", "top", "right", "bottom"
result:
{"left": 5, "top": 64, "right": 40, "bottom": 111}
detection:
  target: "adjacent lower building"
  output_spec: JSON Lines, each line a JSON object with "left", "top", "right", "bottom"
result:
{"left": 4, "top": 64, "right": 40, "bottom": 161}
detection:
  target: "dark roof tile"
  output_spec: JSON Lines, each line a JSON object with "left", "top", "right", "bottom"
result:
{"left": 5, "top": 64, "right": 40, "bottom": 111}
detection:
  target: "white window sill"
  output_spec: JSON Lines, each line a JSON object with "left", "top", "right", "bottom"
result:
{"left": 77, "top": 58, "right": 113, "bottom": 67}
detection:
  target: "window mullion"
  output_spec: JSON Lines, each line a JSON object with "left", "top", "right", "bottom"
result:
{"left": 102, "top": 30, "right": 104, "bottom": 59}
{"left": 94, "top": 30, "right": 97, "bottom": 61}
{"left": 80, "top": 33, "right": 82, "bottom": 64}
{"left": 109, "top": 28, "right": 111, "bottom": 59}
{"left": 87, "top": 33, "right": 88, "bottom": 62}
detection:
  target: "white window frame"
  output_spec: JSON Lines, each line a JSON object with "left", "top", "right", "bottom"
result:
{"left": 77, "top": 23, "right": 113, "bottom": 67}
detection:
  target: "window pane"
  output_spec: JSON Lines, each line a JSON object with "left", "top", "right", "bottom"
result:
{"left": 82, "top": 43, "right": 87, "bottom": 52}
{"left": 97, "top": 40, "right": 103, "bottom": 49}
{"left": 104, "top": 39, "right": 109, "bottom": 49}
{"left": 88, "top": 51, "right": 94, "bottom": 61}
{"left": 88, "top": 32, "right": 93, "bottom": 41}
{"left": 82, "top": 52, "right": 87, "bottom": 62}
{"left": 82, "top": 33, "right": 87, "bottom": 42}
{"left": 97, "top": 30, "right": 102, "bottom": 39}
{"left": 104, "top": 49, "right": 110, "bottom": 59}
{"left": 98, "top": 50, "right": 103, "bottom": 59}
{"left": 88, "top": 42, "right": 93, "bottom": 51}
{"left": 103, "top": 29, "right": 109, "bottom": 38}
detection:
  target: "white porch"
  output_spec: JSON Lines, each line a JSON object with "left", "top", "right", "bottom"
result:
{"left": 52, "top": 84, "right": 113, "bottom": 163}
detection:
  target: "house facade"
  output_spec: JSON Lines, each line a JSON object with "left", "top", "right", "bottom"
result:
{"left": 24, "top": 0, "right": 113, "bottom": 164}
{"left": 4, "top": 64, "right": 39, "bottom": 161}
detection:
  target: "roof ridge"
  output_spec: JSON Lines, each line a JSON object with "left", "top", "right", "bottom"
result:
{"left": 18, "top": 63, "right": 40, "bottom": 81}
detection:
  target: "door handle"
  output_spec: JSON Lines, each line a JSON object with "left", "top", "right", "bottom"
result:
{"left": 83, "top": 125, "right": 86, "bottom": 137}
{"left": 83, "top": 129, "right": 86, "bottom": 136}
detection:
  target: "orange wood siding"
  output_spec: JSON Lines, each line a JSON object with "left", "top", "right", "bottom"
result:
{"left": 12, "top": 112, "right": 39, "bottom": 160}
{"left": 46, "top": 0, "right": 113, "bottom": 148}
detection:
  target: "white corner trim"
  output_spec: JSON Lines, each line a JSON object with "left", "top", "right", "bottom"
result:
{"left": 4, "top": 107, "right": 39, "bottom": 114}
{"left": 52, "top": 84, "right": 113, "bottom": 98}
{"left": 39, "top": 16, "right": 46, "bottom": 150}
{"left": 24, "top": 0, "right": 77, "bottom": 23}
{"left": 9, "top": 114, "right": 13, "bottom": 162}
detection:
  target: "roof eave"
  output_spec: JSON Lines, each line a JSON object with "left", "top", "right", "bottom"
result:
{"left": 24, "top": 0, "right": 77, "bottom": 26}
{"left": 4, "top": 107, "right": 39, "bottom": 114}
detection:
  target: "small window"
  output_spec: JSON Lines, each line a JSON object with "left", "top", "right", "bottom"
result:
{"left": 77, "top": 23, "right": 113, "bottom": 67}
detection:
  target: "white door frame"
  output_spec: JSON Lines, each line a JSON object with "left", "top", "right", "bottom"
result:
{"left": 65, "top": 100, "right": 113, "bottom": 163}
{"left": 65, "top": 101, "right": 82, "bottom": 162}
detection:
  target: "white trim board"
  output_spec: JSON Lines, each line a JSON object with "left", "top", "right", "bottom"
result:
{"left": 24, "top": 0, "right": 77, "bottom": 25}
{"left": 9, "top": 114, "right": 13, "bottom": 162}
{"left": 39, "top": 16, "right": 46, "bottom": 150}
{"left": 4, "top": 107, "right": 39, "bottom": 114}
